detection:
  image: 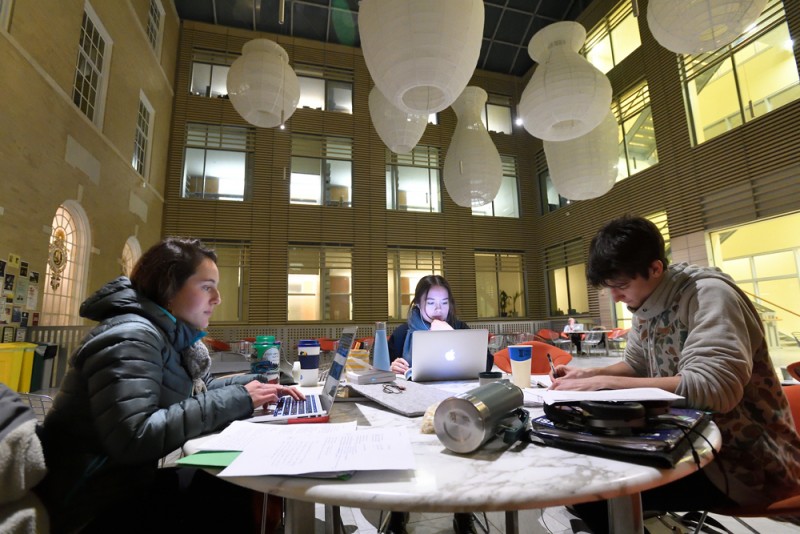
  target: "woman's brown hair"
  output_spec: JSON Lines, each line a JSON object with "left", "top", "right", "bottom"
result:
{"left": 130, "top": 237, "right": 216, "bottom": 308}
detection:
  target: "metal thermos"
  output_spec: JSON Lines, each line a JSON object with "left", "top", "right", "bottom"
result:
{"left": 433, "top": 381, "right": 523, "bottom": 454}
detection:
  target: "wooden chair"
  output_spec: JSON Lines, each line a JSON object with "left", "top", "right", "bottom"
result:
{"left": 680, "top": 384, "right": 800, "bottom": 532}
{"left": 493, "top": 341, "right": 572, "bottom": 374}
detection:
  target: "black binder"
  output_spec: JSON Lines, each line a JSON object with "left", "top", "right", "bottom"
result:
{"left": 529, "top": 408, "right": 711, "bottom": 468}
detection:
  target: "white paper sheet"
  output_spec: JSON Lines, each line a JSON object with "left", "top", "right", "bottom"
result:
{"left": 539, "top": 387, "right": 683, "bottom": 405}
{"left": 196, "top": 420, "right": 358, "bottom": 451}
{"left": 218, "top": 425, "right": 415, "bottom": 477}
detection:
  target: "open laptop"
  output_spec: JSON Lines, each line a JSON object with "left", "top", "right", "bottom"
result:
{"left": 410, "top": 329, "right": 489, "bottom": 382}
{"left": 250, "top": 326, "right": 357, "bottom": 423}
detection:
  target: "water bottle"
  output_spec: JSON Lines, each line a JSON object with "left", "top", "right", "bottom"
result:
{"left": 264, "top": 340, "right": 281, "bottom": 384}
{"left": 373, "top": 321, "right": 391, "bottom": 371}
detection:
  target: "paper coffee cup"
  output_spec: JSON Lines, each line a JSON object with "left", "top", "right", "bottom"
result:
{"left": 508, "top": 344, "right": 532, "bottom": 389}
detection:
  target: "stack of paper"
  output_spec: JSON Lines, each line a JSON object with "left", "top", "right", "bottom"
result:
{"left": 180, "top": 421, "right": 415, "bottom": 478}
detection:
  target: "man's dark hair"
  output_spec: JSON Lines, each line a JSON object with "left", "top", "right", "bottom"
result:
{"left": 130, "top": 237, "right": 217, "bottom": 308}
{"left": 587, "top": 215, "right": 668, "bottom": 287}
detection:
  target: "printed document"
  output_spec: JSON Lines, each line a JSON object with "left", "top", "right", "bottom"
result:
{"left": 539, "top": 387, "right": 683, "bottom": 405}
{"left": 199, "top": 421, "right": 415, "bottom": 477}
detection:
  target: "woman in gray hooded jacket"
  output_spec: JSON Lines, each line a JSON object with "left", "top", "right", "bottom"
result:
{"left": 36, "top": 237, "right": 302, "bottom": 533}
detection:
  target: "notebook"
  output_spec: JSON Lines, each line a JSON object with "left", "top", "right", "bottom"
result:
{"left": 250, "top": 326, "right": 357, "bottom": 423}
{"left": 410, "top": 329, "right": 489, "bottom": 382}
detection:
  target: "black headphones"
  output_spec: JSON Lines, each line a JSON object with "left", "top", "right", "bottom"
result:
{"left": 543, "top": 400, "right": 672, "bottom": 436}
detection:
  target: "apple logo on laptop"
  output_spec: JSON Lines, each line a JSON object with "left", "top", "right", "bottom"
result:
{"left": 445, "top": 349, "right": 456, "bottom": 361}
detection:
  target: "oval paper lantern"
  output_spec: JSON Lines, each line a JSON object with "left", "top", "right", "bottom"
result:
{"left": 369, "top": 86, "right": 428, "bottom": 154}
{"left": 359, "top": 0, "right": 483, "bottom": 115}
{"left": 647, "top": 0, "right": 768, "bottom": 55}
{"left": 226, "top": 39, "right": 300, "bottom": 128}
{"left": 519, "top": 21, "right": 612, "bottom": 142}
{"left": 543, "top": 109, "right": 618, "bottom": 201}
{"left": 443, "top": 87, "right": 503, "bottom": 207}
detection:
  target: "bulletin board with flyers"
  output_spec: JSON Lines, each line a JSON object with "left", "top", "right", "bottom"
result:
{"left": 1, "top": 253, "right": 42, "bottom": 343}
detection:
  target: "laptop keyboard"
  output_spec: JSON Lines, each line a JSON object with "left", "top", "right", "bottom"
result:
{"left": 274, "top": 395, "right": 319, "bottom": 417}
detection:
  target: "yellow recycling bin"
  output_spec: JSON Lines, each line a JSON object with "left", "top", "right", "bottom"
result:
{"left": 0, "top": 342, "right": 38, "bottom": 393}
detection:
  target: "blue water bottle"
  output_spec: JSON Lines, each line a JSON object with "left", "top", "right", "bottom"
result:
{"left": 373, "top": 321, "right": 391, "bottom": 371}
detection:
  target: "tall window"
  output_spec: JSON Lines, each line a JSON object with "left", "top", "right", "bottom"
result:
{"left": 120, "top": 236, "right": 142, "bottom": 277}
{"left": 288, "top": 246, "right": 352, "bottom": 321}
{"left": 480, "top": 94, "right": 513, "bottom": 134}
{"left": 296, "top": 65, "right": 353, "bottom": 114}
{"left": 613, "top": 81, "right": 658, "bottom": 181}
{"left": 132, "top": 92, "right": 154, "bottom": 177}
{"left": 291, "top": 135, "right": 353, "bottom": 207}
{"left": 541, "top": 170, "right": 568, "bottom": 213}
{"left": 182, "top": 123, "right": 254, "bottom": 201}
{"left": 41, "top": 203, "right": 90, "bottom": 326}
{"left": 472, "top": 155, "right": 519, "bottom": 217}
{"left": 386, "top": 146, "right": 441, "bottom": 212}
{"left": 387, "top": 248, "right": 444, "bottom": 319}
{"left": 681, "top": 0, "right": 800, "bottom": 144}
{"left": 72, "top": 3, "right": 112, "bottom": 125}
{"left": 146, "top": 0, "right": 164, "bottom": 56}
{"left": 204, "top": 242, "right": 249, "bottom": 323}
{"left": 190, "top": 50, "right": 234, "bottom": 98}
{"left": 475, "top": 252, "right": 526, "bottom": 318}
{"left": 545, "top": 240, "right": 588, "bottom": 317}
{"left": 583, "top": 0, "right": 641, "bottom": 73}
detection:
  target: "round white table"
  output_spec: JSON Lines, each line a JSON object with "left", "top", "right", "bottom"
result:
{"left": 184, "top": 384, "right": 721, "bottom": 534}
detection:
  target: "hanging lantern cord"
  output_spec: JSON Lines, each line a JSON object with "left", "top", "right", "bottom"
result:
{"left": 631, "top": 0, "right": 639, "bottom": 17}
{"left": 279, "top": 0, "right": 285, "bottom": 25}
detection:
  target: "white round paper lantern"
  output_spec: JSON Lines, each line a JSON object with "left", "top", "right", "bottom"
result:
{"left": 369, "top": 86, "right": 428, "bottom": 154}
{"left": 647, "top": 0, "right": 768, "bottom": 55}
{"left": 226, "top": 39, "right": 300, "bottom": 128}
{"left": 359, "top": 0, "right": 483, "bottom": 115}
{"left": 519, "top": 21, "right": 612, "bottom": 142}
{"left": 543, "top": 109, "right": 618, "bottom": 201}
{"left": 443, "top": 87, "right": 503, "bottom": 208}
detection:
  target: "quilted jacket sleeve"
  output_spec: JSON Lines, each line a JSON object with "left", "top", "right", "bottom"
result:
{"left": 80, "top": 322, "right": 254, "bottom": 464}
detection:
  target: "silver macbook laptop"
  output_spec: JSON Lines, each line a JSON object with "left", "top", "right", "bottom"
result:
{"left": 250, "top": 326, "right": 357, "bottom": 423}
{"left": 410, "top": 329, "right": 489, "bottom": 382}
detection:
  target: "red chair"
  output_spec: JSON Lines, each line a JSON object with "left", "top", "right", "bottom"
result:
{"left": 493, "top": 341, "right": 572, "bottom": 374}
{"left": 533, "top": 329, "right": 562, "bottom": 344}
{"left": 787, "top": 361, "right": 800, "bottom": 382}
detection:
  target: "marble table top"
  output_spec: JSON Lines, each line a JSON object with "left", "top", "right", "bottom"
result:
{"left": 184, "top": 381, "right": 721, "bottom": 514}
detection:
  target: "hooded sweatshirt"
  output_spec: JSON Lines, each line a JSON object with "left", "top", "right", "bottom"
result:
{"left": 624, "top": 263, "right": 800, "bottom": 506}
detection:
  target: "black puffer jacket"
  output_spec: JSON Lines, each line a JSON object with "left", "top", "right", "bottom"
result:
{"left": 37, "top": 277, "right": 258, "bottom": 531}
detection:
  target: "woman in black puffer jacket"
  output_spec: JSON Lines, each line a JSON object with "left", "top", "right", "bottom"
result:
{"left": 36, "top": 237, "right": 303, "bottom": 533}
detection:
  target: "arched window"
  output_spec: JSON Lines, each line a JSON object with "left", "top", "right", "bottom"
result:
{"left": 41, "top": 202, "right": 91, "bottom": 326}
{"left": 120, "top": 236, "right": 142, "bottom": 277}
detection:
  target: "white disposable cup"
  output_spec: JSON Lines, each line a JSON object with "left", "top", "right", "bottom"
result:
{"left": 508, "top": 345, "right": 532, "bottom": 389}
{"left": 299, "top": 367, "right": 319, "bottom": 387}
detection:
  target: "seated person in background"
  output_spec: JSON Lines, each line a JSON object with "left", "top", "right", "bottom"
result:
{"left": 562, "top": 316, "right": 584, "bottom": 354}
{"left": 36, "top": 237, "right": 303, "bottom": 534}
{"left": 551, "top": 216, "right": 800, "bottom": 533}
{"left": 387, "top": 274, "right": 490, "bottom": 534}
{"left": 389, "top": 275, "right": 492, "bottom": 377}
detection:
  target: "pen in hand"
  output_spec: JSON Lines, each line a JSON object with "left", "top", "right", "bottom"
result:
{"left": 547, "top": 353, "right": 558, "bottom": 377}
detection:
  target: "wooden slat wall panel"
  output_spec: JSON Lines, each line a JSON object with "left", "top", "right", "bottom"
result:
{"left": 164, "top": 3, "right": 800, "bottom": 329}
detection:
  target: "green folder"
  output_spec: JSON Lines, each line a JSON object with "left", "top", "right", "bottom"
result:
{"left": 177, "top": 451, "right": 240, "bottom": 468}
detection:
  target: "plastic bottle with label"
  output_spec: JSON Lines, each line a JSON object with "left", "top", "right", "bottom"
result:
{"left": 372, "top": 321, "right": 391, "bottom": 371}
{"left": 251, "top": 335, "right": 280, "bottom": 383}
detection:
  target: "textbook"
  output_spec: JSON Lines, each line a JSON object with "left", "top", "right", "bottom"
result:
{"left": 529, "top": 408, "right": 711, "bottom": 468}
